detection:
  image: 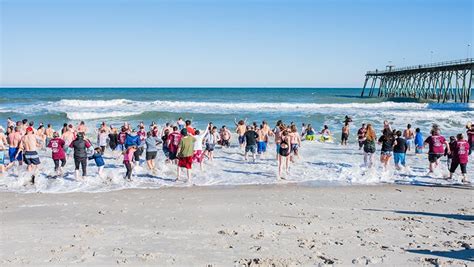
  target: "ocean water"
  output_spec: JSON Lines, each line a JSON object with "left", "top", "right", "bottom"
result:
{"left": 0, "top": 87, "right": 472, "bottom": 193}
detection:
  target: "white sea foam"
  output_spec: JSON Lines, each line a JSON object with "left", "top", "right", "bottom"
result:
{"left": 66, "top": 111, "right": 143, "bottom": 120}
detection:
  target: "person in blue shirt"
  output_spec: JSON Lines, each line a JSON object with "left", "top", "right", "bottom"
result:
{"left": 88, "top": 147, "right": 105, "bottom": 178}
{"left": 125, "top": 129, "right": 142, "bottom": 165}
{"left": 415, "top": 128, "right": 424, "bottom": 154}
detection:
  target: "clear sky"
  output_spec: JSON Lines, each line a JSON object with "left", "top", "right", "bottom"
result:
{"left": 1, "top": 0, "right": 472, "bottom": 87}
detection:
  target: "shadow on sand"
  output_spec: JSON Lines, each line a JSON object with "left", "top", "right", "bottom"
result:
{"left": 406, "top": 248, "right": 473, "bottom": 262}
{"left": 364, "top": 208, "right": 474, "bottom": 221}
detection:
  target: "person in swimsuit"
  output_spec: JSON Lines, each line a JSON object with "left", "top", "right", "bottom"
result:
{"left": 357, "top": 124, "right": 367, "bottom": 150}
{"left": 341, "top": 122, "right": 350, "bottom": 146}
{"left": 45, "top": 124, "right": 54, "bottom": 148}
{"left": 403, "top": 124, "right": 415, "bottom": 152}
{"left": 256, "top": 124, "right": 268, "bottom": 157}
{"left": 320, "top": 125, "right": 332, "bottom": 142}
{"left": 7, "top": 126, "right": 23, "bottom": 169}
{"left": 305, "top": 124, "right": 316, "bottom": 141}
{"left": 278, "top": 130, "right": 292, "bottom": 178}
{"left": 17, "top": 127, "right": 41, "bottom": 183}
{"left": 219, "top": 126, "right": 231, "bottom": 148}
{"left": 235, "top": 118, "right": 248, "bottom": 148}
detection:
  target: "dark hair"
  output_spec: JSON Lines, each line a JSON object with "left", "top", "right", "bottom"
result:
{"left": 173, "top": 126, "right": 178, "bottom": 131}
{"left": 396, "top": 130, "right": 402, "bottom": 137}
{"left": 180, "top": 128, "right": 188, "bottom": 136}
{"left": 456, "top": 133, "right": 464, "bottom": 140}
{"left": 185, "top": 120, "right": 191, "bottom": 126}
{"left": 407, "top": 124, "right": 412, "bottom": 128}
{"left": 195, "top": 129, "right": 200, "bottom": 135}
{"left": 416, "top": 128, "right": 420, "bottom": 133}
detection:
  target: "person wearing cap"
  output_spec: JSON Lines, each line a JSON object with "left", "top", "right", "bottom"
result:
{"left": 17, "top": 126, "right": 41, "bottom": 183}
{"left": 176, "top": 128, "right": 196, "bottom": 181}
{"left": 69, "top": 132, "right": 92, "bottom": 179}
{"left": 47, "top": 132, "right": 66, "bottom": 175}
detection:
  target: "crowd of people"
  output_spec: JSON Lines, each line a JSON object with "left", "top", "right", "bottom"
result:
{"left": 0, "top": 116, "right": 472, "bottom": 185}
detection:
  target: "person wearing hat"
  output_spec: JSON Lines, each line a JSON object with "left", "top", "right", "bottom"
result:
{"left": 176, "top": 128, "right": 196, "bottom": 181}
{"left": 47, "top": 132, "right": 67, "bottom": 175}
{"left": 69, "top": 132, "right": 92, "bottom": 179}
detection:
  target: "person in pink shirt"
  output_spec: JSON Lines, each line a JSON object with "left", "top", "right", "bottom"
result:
{"left": 449, "top": 133, "right": 470, "bottom": 183}
{"left": 424, "top": 128, "right": 450, "bottom": 173}
{"left": 123, "top": 145, "right": 137, "bottom": 181}
{"left": 47, "top": 132, "right": 66, "bottom": 175}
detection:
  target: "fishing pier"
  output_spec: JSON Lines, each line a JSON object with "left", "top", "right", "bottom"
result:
{"left": 361, "top": 58, "right": 473, "bottom": 103}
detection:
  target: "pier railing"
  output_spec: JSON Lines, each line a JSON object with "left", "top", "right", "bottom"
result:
{"left": 366, "top": 58, "right": 473, "bottom": 75}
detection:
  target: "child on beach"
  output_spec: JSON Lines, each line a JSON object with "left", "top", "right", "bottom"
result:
{"left": 123, "top": 145, "right": 137, "bottom": 181}
{"left": 89, "top": 147, "right": 105, "bottom": 177}
{"left": 415, "top": 128, "right": 424, "bottom": 154}
{"left": 446, "top": 136, "right": 456, "bottom": 170}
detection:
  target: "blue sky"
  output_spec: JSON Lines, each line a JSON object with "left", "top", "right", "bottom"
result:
{"left": 1, "top": 0, "right": 472, "bottom": 87}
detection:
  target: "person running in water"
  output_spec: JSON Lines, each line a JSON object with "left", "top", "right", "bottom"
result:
{"left": 278, "top": 129, "right": 292, "bottom": 178}
{"left": 415, "top": 128, "right": 424, "bottom": 154}
{"left": 193, "top": 124, "right": 209, "bottom": 171}
{"left": 70, "top": 132, "right": 91, "bottom": 179}
{"left": 257, "top": 124, "right": 268, "bottom": 158}
{"left": 363, "top": 124, "right": 377, "bottom": 169}
{"left": 235, "top": 118, "right": 247, "bottom": 148}
{"left": 357, "top": 124, "right": 367, "bottom": 150}
{"left": 123, "top": 145, "right": 137, "bottom": 181}
{"left": 424, "top": 128, "right": 450, "bottom": 174}
{"left": 341, "top": 122, "right": 350, "bottom": 146}
{"left": 17, "top": 127, "right": 41, "bottom": 183}
{"left": 204, "top": 126, "right": 219, "bottom": 162}
{"left": 448, "top": 133, "right": 470, "bottom": 183}
{"left": 289, "top": 125, "right": 301, "bottom": 163}
{"left": 47, "top": 132, "right": 66, "bottom": 176}
{"left": 378, "top": 128, "right": 394, "bottom": 169}
{"left": 7, "top": 126, "right": 23, "bottom": 169}
{"left": 403, "top": 124, "right": 415, "bottom": 152}
{"left": 145, "top": 131, "right": 160, "bottom": 173}
{"left": 466, "top": 122, "right": 474, "bottom": 155}
{"left": 244, "top": 125, "right": 259, "bottom": 162}
{"left": 176, "top": 128, "right": 196, "bottom": 182}
{"left": 61, "top": 124, "right": 76, "bottom": 159}
{"left": 45, "top": 124, "right": 54, "bottom": 148}
{"left": 88, "top": 147, "right": 105, "bottom": 178}
{"left": 167, "top": 126, "right": 182, "bottom": 164}
{"left": 219, "top": 125, "right": 231, "bottom": 148}
{"left": 393, "top": 130, "right": 407, "bottom": 170}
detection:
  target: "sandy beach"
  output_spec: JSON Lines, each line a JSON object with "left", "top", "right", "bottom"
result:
{"left": 0, "top": 184, "right": 472, "bottom": 266}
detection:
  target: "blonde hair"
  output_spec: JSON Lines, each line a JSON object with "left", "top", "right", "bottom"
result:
{"left": 365, "top": 124, "right": 376, "bottom": 141}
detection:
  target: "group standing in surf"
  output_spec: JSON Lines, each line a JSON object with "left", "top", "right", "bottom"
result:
{"left": 0, "top": 116, "right": 472, "bottom": 185}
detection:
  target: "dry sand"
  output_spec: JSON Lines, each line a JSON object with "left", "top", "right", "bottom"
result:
{"left": 0, "top": 184, "right": 472, "bottom": 266}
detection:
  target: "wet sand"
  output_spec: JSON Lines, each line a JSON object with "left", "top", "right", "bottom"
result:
{"left": 0, "top": 184, "right": 472, "bottom": 265}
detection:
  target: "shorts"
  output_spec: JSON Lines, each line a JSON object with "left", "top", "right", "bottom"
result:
{"left": 162, "top": 146, "right": 170, "bottom": 158}
{"left": 406, "top": 139, "right": 414, "bottom": 148}
{"left": 145, "top": 151, "right": 157, "bottom": 160}
{"left": 116, "top": 144, "right": 125, "bottom": 151}
{"left": 291, "top": 144, "right": 299, "bottom": 153}
{"left": 450, "top": 161, "right": 467, "bottom": 174}
{"left": 428, "top": 153, "right": 443, "bottom": 163}
{"left": 276, "top": 143, "right": 281, "bottom": 153}
{"left": 178, "top": 156, "right": 193, "bottom": 169}
{"left": 341, "top": 133, "right": 349, "bottom": 141}
{"left": 169, "top": 151, "right": 177, "bottom": 160}
{"left": 381, "top": 151, "right": 393, "bottom": 157}
{"left": 358, "top": 140, "right": 365, "bottom": 148}
{"left": 0, "top": 150, "right": 5, "bottom": 165}
{"left": 205, "top": 143, "right": 215, "bottom": 152}
{"left": 238, "top": 135, "right": 245, "bottom": 145}
{"left": 305, "top": 135, "right": 315, "bottom": 141}
{"left": 245, "top": 144, "right": 257, "bottom": 154}
{"left": 23, "top": 151, "right": 41, "bottom": 165}
{"left": 393, "top": 153, "right": 406, "bottom": 166}
{"left": 415, "top": 146, "right": 423, "bottom": 154}
{"left": 257, "top": 141, "right": 267, "bottom": 154}
{"left": 8, "top": 147, "right": 22, "bottom": 162}
{"left": 193, "top": 150, "right": 203, "bottom": 163}
{"left": 221, "top": 139, "right": 230, "bottom": 147}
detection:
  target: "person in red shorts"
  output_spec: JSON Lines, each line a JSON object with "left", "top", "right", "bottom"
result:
{"left": 176, "top": 128, "right": 196, "bottom": 182}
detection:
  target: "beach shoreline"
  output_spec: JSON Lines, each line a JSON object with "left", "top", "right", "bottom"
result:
{"left": 1, "top": 183, "right": 472, "bottom": 265}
